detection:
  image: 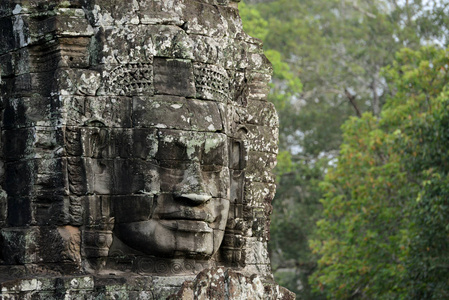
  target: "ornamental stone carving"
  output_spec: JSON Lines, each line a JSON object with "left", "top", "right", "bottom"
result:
{"left": 0, "top": 0, "right": 294, "bottom": 298}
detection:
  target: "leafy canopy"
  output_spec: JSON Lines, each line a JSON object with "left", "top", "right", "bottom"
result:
{"left": 311, "top": 46, "right": 449, "bottom": 299}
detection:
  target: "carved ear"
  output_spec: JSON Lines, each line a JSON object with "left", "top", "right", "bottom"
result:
{"left": 223, "top": 126, "right": 248, "bottom": 265}
{"left": 229, "top": 126, "right": 248, "bottom": 171}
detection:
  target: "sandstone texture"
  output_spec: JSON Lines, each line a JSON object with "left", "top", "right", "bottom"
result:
{"left": 0, "top": 0, "right": 293, "bottom": 298}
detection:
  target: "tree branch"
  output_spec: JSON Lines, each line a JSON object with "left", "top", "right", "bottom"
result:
{"left": 345, "top": 88, "right": 362, "bottom": 118}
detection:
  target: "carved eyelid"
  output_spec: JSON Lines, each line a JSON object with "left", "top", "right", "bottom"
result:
{"left": 200, "top": 164, "right": 224, "bottom": 172}
{"left": 146, "top": 159, "right": 225, "bottom": 173}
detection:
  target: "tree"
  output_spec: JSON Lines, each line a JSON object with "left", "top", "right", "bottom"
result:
{"left": 311, "top": 47, "right": 449, "bottom": 299}
{"left": 386, "top": 47, "right": 449, "bottom": 299}
{"left": 240, "top": 1, "right": 449, "bottom": 298}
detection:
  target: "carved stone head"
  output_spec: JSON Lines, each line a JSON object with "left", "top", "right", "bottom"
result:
{"left": 0, "top": 0, "right": 277, "bottom": 279}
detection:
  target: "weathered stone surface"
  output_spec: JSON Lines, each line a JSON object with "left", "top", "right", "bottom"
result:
{"left": 133, "top": 96, "right": 224, "bottom": 131}
{"left": 154, "top": 58, "right": 195, "bottom": 97}
{"left": 0, "top": 0, "right": 293, "bottom": 298}
{"left": 168, "top": 267, "right": 295, "bottom": 300}
{"left": 247, "top": 151, "right": 277, "bottom": 183}
{"left": 61, "top": 96, "right": 133, "bottom": 127}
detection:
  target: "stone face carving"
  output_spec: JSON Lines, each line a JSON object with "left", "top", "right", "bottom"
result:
{"left": 0, "top": 0, "right": 294, "bottom": 298}
{"left": 112, "top": 130, "right": 231, "bottom": 259}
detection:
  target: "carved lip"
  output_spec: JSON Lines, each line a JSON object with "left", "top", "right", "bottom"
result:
{"left": 178, "top": 193, "right": 212, "bottom": 203}
{"left": 159, "top": 210, "right": 214, "bottom": 223}
{"left": 159, "top": 220, "right": 213, "bottom": 233}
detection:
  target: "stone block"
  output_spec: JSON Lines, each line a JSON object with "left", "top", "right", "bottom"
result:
{"left": 0, "top": 73, "right": 44, "bottom": 98}
{"left": 153, "top": 58, "right": 195, "bottom": 97}
{"left": 2, "top": 127, "right": 35, "bottom": 161}
{"left": 4, "top": 159, "right": 35, "bottom": 196}
{"left": 3, "top": 71, "right": 55, "bottom": 97}
{"left": 54, "top": 68, "right": 101, "bottom": 96}
{"left": 250, "top": 207, "right": 269, "bottom": 240}
{"left": 189, "top": 34, "right": 222, "bottom": 65}
{"left": 111, "top": 195, "right": 154, "bottom": 224}
{"left": 131, "top": 128, "right": 159, "bottom": 159}
{"left": 247, "top": 53, "right": 272, "bottom": 73}
{"left": 102, "top": 62, "right": 154, "bottom": 96}
{"left": 67, "top": 196, "right": 84, "bottom": 225}
{"left": 82, "top": 158, "right": 114, "bottom": 195}
{"left": 34, "top": 161, "right": 65, "bottom": 190}
{"left": 18, "top": 9, "right": 92, "bottom": 43}
{"left": 133, "top": 96, "right": 223, "bottom": 131}
{"left": 37, "top": 226, "right": 81, "bottom": 264}
{"left": 62, "top": 96, "right": 133, "bottom": 127}
{"left": 246, "top": 124, "right": 279, "bottom": 154}
{"left": 242, "top": 238, "right": 270, "bottom": 265}
{"left": 67, "top": 157, "right": 87, "bottom": 195}
{"left": 33, "top": 194, "right": 67, "bottom": 226}
{"left": 34, "top": 126, "right": 64, "bottom": 153}
{"left": 99, "top": 25, "right": 192, "bottom": 65}
{"left": 247, "top": 72, "right": 272, "bottom": 101}
{"left": 80, "top": 158, "right": 149, "bottom": 195}
{"left": 245, "top": 99, "right": 279, "bottom": 127}
{"left": 53, "top": 8, "right": 94, "bottom": 37}
{"left": 0, "top": 47, "right": 29, "bottom": 77}
{"left": 189, "top": 99, "right": 224, "bottom": 132}
{"left": 133, "top": 96, "right": 191, "bottom": 130}
{"left": 2, "top": 96, "right": 55, "bottom": 129}
{"left": 138, "top": 0, "right": 185, "bottom": 26}
{"left": 28, "top": 37, "right": 91, "bottom": 72}
{"left": 78, "top": 128, "right": 130, "bottom": 159}
{"left": 183, "top": 1, "right": 228, "bottom": 38}
{"left": 83, "top": 195, "right": 112, "bottom": 224}
{"left": 246, "top": 151, "right": 276, "bottom": 183}
{"left": 224, "top": 39, "right": 248, "bottom": 70}
{"left": 244, "top": 181, "right": 276, "bottom": 206}
{"left": 194, "top": 63, "right": 230, "bottom": 102}
{"left": 0, "top": 15, "right": 30, "bottom": 52}
{"left": 215, "top": 5, "right": 244, "bottom": 39}
{"left": 1, "top": 227, "right": 39, "bottom": 264}
{"left": 7, "top": 196, "right": 33, "bottom": 226}
{"left": 150, "top": 25, "right": 194, "bottom": 59}
{"left": 90, "top": 0, "right": 140, "bottom": 26}
{"left": 71, "top": 127, "right": 159, "bottom": 160}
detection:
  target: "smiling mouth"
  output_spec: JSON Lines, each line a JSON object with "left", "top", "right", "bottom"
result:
{"left": 159, "top": 210, "right": 214, "bottom": 223}
{"left": 159, "top": 219, "right": 213, "bottom": 233}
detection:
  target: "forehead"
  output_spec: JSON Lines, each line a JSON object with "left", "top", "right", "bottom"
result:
{"left": 78, "top": 127, "right": 228, "bottom": 162}
{"left": 133, "top": 95, "right": 225, "bottom": 133}
{"left": 156, "top": 129, "right": 228, "bottom": 161}
{"left": 158, "top": 130, "right": 226, "bottom": 146}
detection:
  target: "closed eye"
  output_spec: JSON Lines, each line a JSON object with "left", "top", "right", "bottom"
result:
{"left": 201, "top": 164, "right": 223, "bottom": 173}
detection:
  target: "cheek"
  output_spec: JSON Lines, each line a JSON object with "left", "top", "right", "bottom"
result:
{"left": 158, "top": 168, "right": 184, "bottom": 192}
{"left": 140, "top": 162, "right": 161, "bottom": 194}
{"left": 203, "top": 168, "right": 230, "bottom": 199}
{"left": 207, "top": 198, "right": 230, "bottom": 230}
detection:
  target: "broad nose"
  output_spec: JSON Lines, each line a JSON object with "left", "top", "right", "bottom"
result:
{"left": 176, "top": 162, "right": 211, "bottom": 205}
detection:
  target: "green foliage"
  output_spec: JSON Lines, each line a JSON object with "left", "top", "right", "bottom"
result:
{"left": 240, "top": 1, "right": 449, "bottom": 299}
{"left": 238, "top": 1, "right": 268, "bottom": 41}
{"left": 311, "top": 47, "right": 449, "bottom": 299}
{"left": 391, "top": 48, "right": 449, "bottom": 299}
{"left": 405, "top": 105, "right": 449, "bottom": 298}
{"left": 270, "top": 155, "right": 327, "bottom": 297}
{"left": 311, "top": 113, "right": 409, "bottom": 299}
{"left": 265, "top": 50, "right": 303, "bottom": 94}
